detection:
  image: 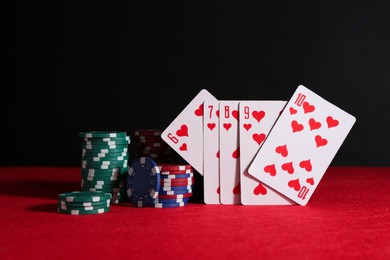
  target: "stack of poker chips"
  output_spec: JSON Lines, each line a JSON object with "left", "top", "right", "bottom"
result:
{"left": 153, "top": 163, "right": 193, "bottom": 208}
{"left": 78, "top": 131, "right": 130, "bottom": 204}
{"left": 57, "top": 191, "right": 111, "bottom": 215}
{"left": 126, "top": 157, "right": 193, "bottom": 208}
{"left": 133, "top": 129, "right": 177, "bottom": 164}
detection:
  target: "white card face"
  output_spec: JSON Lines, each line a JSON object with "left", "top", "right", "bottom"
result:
{"left": 248, "top": 85, "right": 356, "bottom": 205}
{"left": 203, "top": 100, "right": 221, "bottom": 204}
{"left": 239, "top": 101, "right": 295, "bottom": 205}
{"left": 219, "top": 101, "right": 241, "bottom": 205}
{"left": 161, "top": 89, "right": 218, "bottom": 175}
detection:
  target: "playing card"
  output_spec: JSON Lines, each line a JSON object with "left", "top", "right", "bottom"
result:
{"left": 248, "top": 85, "right": 356, "bottom": 205}
{"left": 219, "top": 101, "right": 241, "bottom": 205}
{"left": 239, "top": 101, "right": 295, "bottom": 205}
{"left": 203, "top": 100, "right": 221, "bottom": 204}
{"left": 161, "top": 89, "right": 218, "bottom": 176}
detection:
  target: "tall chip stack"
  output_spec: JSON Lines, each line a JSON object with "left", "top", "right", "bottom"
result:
{"left": 78, "top": 131, "right": 130, "bottom": 204}
{"left": 132, "top": 129, "right": 182, "bottom": 164}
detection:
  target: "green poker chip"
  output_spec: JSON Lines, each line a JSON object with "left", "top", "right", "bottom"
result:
{"left": 80, "top": 143, "right": 129, "bottom": 150}
{"left": 81, "top": 152, "right": 129, "bottom": 159}
{"left": 58, "top": 191, "right": 112, "bottom": 203}
{"left": 83, "top": 136, "right": 130, "bottom": 142}
{"left": 78, "top": 131, "right": 127, "bottom": 139}
{"left": 57, "top": 202, "right": 110, "bottom": 211}
{"left": 58, "top": 199, "right": 110, "bottom": 208}
{"left": 81, "top": 175, "right": 120, "bottom": 182}
{"left": 57, "top": 206, "right": 110, "bottom": 215}
{"left": 82, "top": 187, "right": 120, "bottom": 193}
{"left": 81, "top": 167, "right": 128, "bottom": 175}
{"left": 83, "top": 140, "right": 130, "bottom": 146}
{"left": 81, "top": 164, "right": 128, "bottom": 170}
{"left": 81, "top": 148, "right": 128, "bottom": 154}
{"left": 81, "top": 155, "right": 128, "bottom": 163}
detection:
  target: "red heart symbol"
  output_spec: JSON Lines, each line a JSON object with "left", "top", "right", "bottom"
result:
{"left": 232, "top": 147, "right": 240, "bottom": 159}
{"left": 232, "top": 182, "right": 240, "bottom": 195}
{"left": 281, "top": 162, "right": 294, "bottom": 174}
{"left": 216, "top": 110, "right": 220, "bottom": 118}
{"left": 288, "top": 178, "right": 301, "bottom": 191}
{"left": 252, "top": 133, "right": 266, "bottom": 145}
{"left": 291, "top": 120, "right": 304, "bottom": 133}
{"left": 303, "top": 102, "right": 315, "bottom": 114}
{"left": 232, "top": 110, "right": 239, "bottom": 120}
{"left": 253, "top": 182, "right": 267, "bottom": 195}
{"left": 194, "top": 104, "right": 203, "bottom": 116}
{"left": 315, "top": 135, "right": 328, "bottom": 147}
{"left": 243, "top": 123, "right": 252, "bottom": 131}
{"left": 207, "top": 123, "right": 216, "bottom": 131}
{"left": 179, "top": 143, "right": 187, "bottom": 151}
{"left": 327, "top": 116, "right": 339, "bottom": 128}
{"left": 264, "top": 164, "right": 276, "bottom": 176}
{"left": 275, "top": 144, "right": 288, "bottom": 157}
{"left": 176, "top": 124, "right": 188, "bottom": 137}
{"left": 223, "top": 123, "right": 231, "bottom": 131}
{"left": 306, "top": 177, "right": 314, "bottom": 186}
{"left": 299, "top": 159, "right": 312, "bottom": 172}
{"left": 216, "top": 150, "right": 220, "bottom": 158}
{"left": 289, "top": 107, "right": 297, "bottom": 115}
{"left": 309, "top": 118, "right": 321, "bottom": 130}
{"left": 252, "top": 110, "right": 265, "bottom": 123}
{"left": 216, "top": 186, "right": 220, "bottom": 194}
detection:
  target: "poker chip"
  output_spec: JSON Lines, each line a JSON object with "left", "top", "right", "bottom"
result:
{"left": 154, "top": 198, "right": 190, "bottom": 204}
{"left": 158, "top": 189, "right": 192, "bottom": 195}
{"left": 79, "top": 131, "right": 127, "bottom": 139}
{"left": 58, "top": 191, "right": 112, "bottom": 203}
{"left": 157, "top": 193, "right": 193, "bottom": 199}
{"left": 160, "top": 170, "right": 193, "bottom": 176}
{"left": 82, "top": 147, "right": 128, "bottom": 154}
{"left": 160, "top": 181, "right": 194, "bottom": 187}
{"left": 126, "top": 157, "right": 160, "bottom": 207}
{"left": 58, "top": 199, "right": 110, "bottom": 208}
{"left": 153, "top": 201, "right": 187, "bottom": 208}
{"left": 160, "top": 173, "right": 193, "bottom": 179}
{"left": 158, "top": 163, "right": 192, "bottom": 171}
{"left": 134, "top": 130, "right": 162, "bottom": 136}
{"left": 57, "top": 207, "right": 110, "bottom": 215}
{"left": 160, "top": 185, "right": 193, "bottom": 191}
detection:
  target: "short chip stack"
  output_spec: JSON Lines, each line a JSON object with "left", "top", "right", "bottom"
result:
{"left": 133, "top": 129, "right": 177, "bottom": 164}
{"left": 153, "top": 163, "right": 193, "bottom": 208}
{"left": 78, "top": 131, "right": 130, "bottom": 204}
{"left": 57, "top": 191, "right": 111, "bottom": 215}
{"left": 126, "top": 156, "right": 193, "bottom": 208}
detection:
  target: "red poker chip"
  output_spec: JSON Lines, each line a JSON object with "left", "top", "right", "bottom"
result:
{"left": 157, "top": 193, "right": 193, "bottom": 199}
{"left": 160, "top": 181, "right": 194, "bottom": 187}
{"left": 160, "top": 169, "right": 193, "bottom": 175}
{"left": 161, "top": 176, "right": 194, "bottom": 182}
{"left": 134, "top": 130, "right": 163, "bottom": 136}
{"left": 136, "top": 141, "right": 168, "bottom": 147}
{"left": 161, "top": 177, "right": 194, "bottom": 184}
{"left": 158, "top": 163, "right": 192, "bottom": 171}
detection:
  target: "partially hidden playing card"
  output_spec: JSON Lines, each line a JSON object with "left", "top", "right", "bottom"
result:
{"left": 219, "top": 101, "right": 241, "bottom": 204}
{"left": 203, "top": 100, "right": 221, "bottom": 204}
{"left": 161, "top": 89, "right": 218, "bottom": 176}
{"left": 239, "top": 101, "right": 295, "bottom": 205}
{"left": 248, "top": 85, "right": 356, "bottom": 205}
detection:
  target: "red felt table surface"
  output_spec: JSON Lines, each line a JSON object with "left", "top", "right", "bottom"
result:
{"left": 0, "top": 166, "right": 389, "bottom": 260}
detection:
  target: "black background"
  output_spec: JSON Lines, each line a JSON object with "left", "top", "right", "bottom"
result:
{"left": 4, "top": 1, "right": 390, "bottom": 167}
